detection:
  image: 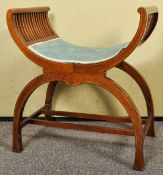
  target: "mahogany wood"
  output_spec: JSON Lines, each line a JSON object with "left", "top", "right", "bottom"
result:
{"left": 6, "top": 6, "right": 158, "bottom": 171}
{"left": 41, "top": 110, "right": 133, "bottom": 123}
{"left": 116, "top": 62, "right": 155, "bottom": 137}
{"left": 44, "top": 82, "right": 58, "bottom": 119}
{"left": 28, "top": 118, "right": 135, "bottom": 136}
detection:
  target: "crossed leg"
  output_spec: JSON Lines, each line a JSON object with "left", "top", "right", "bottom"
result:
{"left": 87, "top": 75, "right": 144, "bottom": 170}
{"left": 116, "top": 61, "right": 155, "bottom": 137}
{"left": 13, "top": 74, "right": 58, "bottom": 153}
{"left": 12, "top": 72, "right": 144, "bottom": 170}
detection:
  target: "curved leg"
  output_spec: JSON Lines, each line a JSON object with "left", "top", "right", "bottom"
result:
{"left": 116, "top": 61, "right": 155, "bottom": 137}
{"left": 44, "top": 81, "right": 58, "bottom": 119}
{"left": 13, "top": 72, "right": 144, "bottom": 170}
{"left": 13, "top": 74, "right": 60, "bottom": 153}
{"left": 84, "top": 75, "right": 144, "bottom": 170}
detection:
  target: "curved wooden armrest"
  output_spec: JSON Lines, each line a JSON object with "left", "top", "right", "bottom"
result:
{"left": 6, "top": 6, "right": 159, "bottom": 73}
{"left": 91, "top": 6, "right": 159, "bottom": 71}
{"left": 6, "top": 7, "right": 70, "bottom": 72}
{"left": 127, "top": 6, "right": 158, "bottom": 49}
{"left": 137, "top": 6, "right": 158, "bottom": 45}
{"left": 7, "top": 6, "right": 58, "bottom": 46}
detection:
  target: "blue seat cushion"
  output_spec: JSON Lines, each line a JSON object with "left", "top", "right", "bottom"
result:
{"left": 28, "top": 38, "right": 129, "bottom": 64}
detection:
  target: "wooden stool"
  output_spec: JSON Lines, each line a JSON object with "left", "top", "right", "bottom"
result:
{"left": 7, "top": 6, "right": 158, "bottom": 171}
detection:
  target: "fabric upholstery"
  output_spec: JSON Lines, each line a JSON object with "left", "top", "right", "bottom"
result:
{"left": 28, "top": 38, "right": 129, "bottom": 64}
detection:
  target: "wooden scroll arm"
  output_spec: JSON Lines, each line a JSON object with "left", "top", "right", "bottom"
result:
{"left": 137, "top": 6, "right": 158, "bottom": 46}
{"left": 98, "top": 6, "right": 159, "bottom": 71}
{"left": 7, "top": 7, "right": 73, "bottom": 72}
{"left": 123, "top": 6, "right": 158, "bottom": 54}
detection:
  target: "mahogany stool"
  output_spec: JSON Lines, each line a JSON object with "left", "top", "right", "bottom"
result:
{"left": 7, "top": 6, "right": 158, "bottom": 171}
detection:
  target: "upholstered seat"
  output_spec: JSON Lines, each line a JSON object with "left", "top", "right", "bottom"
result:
{"left": 28, "top": 38, "right": 128, "bottom": 64}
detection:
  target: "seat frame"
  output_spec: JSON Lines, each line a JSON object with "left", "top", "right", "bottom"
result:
{"left": 7, "top": 6, "right": 158, "bottom": 171}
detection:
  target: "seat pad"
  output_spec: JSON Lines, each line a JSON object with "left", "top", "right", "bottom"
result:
{"left": 28, "top": 38, "right": 129, "bottom": 64}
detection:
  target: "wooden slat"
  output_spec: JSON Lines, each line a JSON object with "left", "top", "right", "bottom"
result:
{"left": 29, "top": 13, "right": 39, "bottom": 40}
{"left": 16, "top": 14, "right": 28, "bottom": 41}
{"left": 14, "top": 11, "right": 54, "bottom": 43}
{"left": 36, "top": 12, "right": 47, "bottom": 38}
{"left": 28, "top": 119, "right": 135, "bottom": 136}
{"left": 40, "top": 12, "right": 49, "bottom": 36}
{"left": 44, "top": 12, "right": 54, "bottom": 35}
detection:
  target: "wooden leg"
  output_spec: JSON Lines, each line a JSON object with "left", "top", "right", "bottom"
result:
{"left": 12, "top": 72, "right": 145, "bottom": 170}
{"left": 133, "top": 135, "right": 144, "bottom": 171}
{"left": 117, "top": 62, "right": 155, "bottom": 137}
{"left": 13, "top": 74, "right": 55, "bottom": 152}
{"left": 44, "top": 81, "right": 58, "bottom": 119}
{"left": 83, "top": 75, "right": 144, "bottom": 171}
{"left": 13, "top": 121, "right": 23, "bottom": 153}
